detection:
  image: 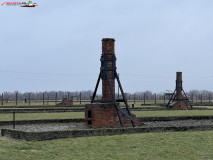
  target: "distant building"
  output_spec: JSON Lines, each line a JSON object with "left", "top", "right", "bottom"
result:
{"left": 57, "top": 98, "right": 73, "bottom": 107}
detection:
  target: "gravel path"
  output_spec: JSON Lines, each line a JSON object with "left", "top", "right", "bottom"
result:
{"left": 144, "top": 120, "right": 213, "bottom": 127}
{"left": 1, "top": 120, "right": 213, "bottom": 135}
{"left": 0, "top": 123, "right": 87, "bottom": 134}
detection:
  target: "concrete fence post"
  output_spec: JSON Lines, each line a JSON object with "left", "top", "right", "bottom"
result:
{"left": 134, "top": 93, "right": 136, "bottom": 104}
{"left": 47, "top": 94, "right": 49, "bottom": 105}
{"left": 29, "top": 93, "right": 31, "bottom": 105}
{"left": 15, "top": 92, "right": 18, "bottom": 106}
{"left": 13, "top": 111, "right": 15, "bottom": 129}
{"left": 55, "top": 92, "right": 58, "bottom": 105}
{"left": 209, "top": 94, "right": 211, "bottom": 104}
{"left": 144, "top": 93, "right": 146, "bottom": 105}
{"left": 80, "top": 92, "right": 82, "bottom": 104}
{"left": 191, "top": 94, "right": 193, "bottom": 104}
{"left": 1, "top": 93, "right": 3, "bottom": 107}
{"left": 164, "top": 94, "right": 165, "bottom": 104}
{"left": 43, "top": 92, "right": 45, "bottom": 106}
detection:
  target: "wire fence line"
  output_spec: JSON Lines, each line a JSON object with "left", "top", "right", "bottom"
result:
{"left": 0, "top": 90, "right": 213, "bottom": 106}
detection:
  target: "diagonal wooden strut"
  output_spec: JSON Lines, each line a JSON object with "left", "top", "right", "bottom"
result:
{"left": 91, "top": 72, "right": 101, "bottom": 101}
{"left": 115, "top": 72, "right": 135, "bottom": 127}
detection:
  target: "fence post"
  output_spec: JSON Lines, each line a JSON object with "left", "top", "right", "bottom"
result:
{"left": 43, "top": 92, "right": 45, "bottom": 106}
{"left": 1, "top": 93, "right": 3, "bottom": 107}
{"left": 13, "top": 111, "right": 15, "bottom": 129}
{"left": 16, "top": 92, "right": 18, "bottom": 106}
{"left": 55, "top": 92, "right": 58, "bottom": 105}
{"left": 134, "top": 93, "right": 136, "bottom": 104}
{"left": 154, "top": 93, "right": 156, "bottom": 104}
{"left": 29, "top": 93, "right": 31, "bottom": 105}
{"left": 201, "top": 94, "right": 202, "bottom": 104}
{"left": 191, "top": 94, "right": 193, "bottom": 104}
{"left": 209, "top": 94, "right": 211, "bottom": 104}
{"left": 80, "top": 92, "right": 82, "bottom": 104}
{"left": 144, "top": 93, "right": 146, "bottom": 105}
{"left": 164, "top": 94, "right": 165, "bottom": 104}
{"left": 47, "top": 94, "right": 49, "bottom": 105}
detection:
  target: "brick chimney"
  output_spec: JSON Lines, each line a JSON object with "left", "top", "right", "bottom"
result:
{"left": 102, "top": 38, "right": 115, "bottom": 100}
{"left": 167, "top": 72, "right": 192, "bottom": 109}
{"left": 85, "top": 38, "right": 143, "bottom": 128}
{"left": 176, "top": 72, "right": 182, "bottom": 100}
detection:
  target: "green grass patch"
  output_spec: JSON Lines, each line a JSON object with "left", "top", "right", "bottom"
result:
{"left": 0, "top": 107, "right": 84, "bottom": 110}
{"left": 1, "top": 110, "right": 213, "bottom": 121}
{"left": 0, "top": 112, "right": 84, "bottom": 121}
{"left": 133, "top": 110, "right": 213, "bottom": 117}
{"left": 1, "top": 101, "right": 88, "bottom": 107}
{"left": 0, "top": 131, "right": 213, "bottom": 160}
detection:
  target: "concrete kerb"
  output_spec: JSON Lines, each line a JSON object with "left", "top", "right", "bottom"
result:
{"left": 1, "top": 116, "right": 213, "bottom": 126}
{"left": 1, "top": 107, "right": 213, "bottom": 114}
{"left": 0, "top": 108, "right": 84, "bottom": 113}
{"left": 0, "top": 118, "right": 85, "bottom": 126}
{"left": 2, "top": 116, "right": 213, "bottom": 141}
{"left": 2, "top": 125, "right": 213, "bottom": 141}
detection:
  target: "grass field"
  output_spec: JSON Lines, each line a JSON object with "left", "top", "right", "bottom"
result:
{"left": 0, "top": 131, "right": 213, "bottom": 160}
{"left": 0, "top": 101, "right": 88, "bottom": 107}
{"left": 0, "top": 112, "right": 84, "bottom": 121}
{"left": 1, "top": 110, "right": 213, "bottom": 121}
{"left": 1, "top": 106, "right": 213, "bottom": 159}
{"left": 132, "top": 110, "right": 213, "bottom": 117}
{"left": 1, "top": 100, "right": 213, "bottom": 107}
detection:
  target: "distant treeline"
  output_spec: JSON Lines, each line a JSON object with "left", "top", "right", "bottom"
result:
{"left": 0, "top": 90, "right": 213, "bottom": 101}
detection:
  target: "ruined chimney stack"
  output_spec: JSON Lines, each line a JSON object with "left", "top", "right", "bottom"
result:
{"left": 86, "top": 38, "right": 143, "bottom": 127}
{"left": 167, "top": 71, "right": 192, "bottom": 109}
{"left": 101, "top": 38, "right": 115, "bottom": 100}
{"left": 176, "top": 72, "right": 182, "bottom": 100}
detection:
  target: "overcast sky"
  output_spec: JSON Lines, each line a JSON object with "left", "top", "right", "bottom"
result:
{"left": 0, "top": 0, "right": 213, "bottom": 93}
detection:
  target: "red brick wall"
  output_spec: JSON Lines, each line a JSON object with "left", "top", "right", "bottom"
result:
{"left": 85, "top": 103, "right": 143, "bottom": 128}
{"left": 172, "top": 101, "right": 188, "bottom": 110}
{"left": 85, "top": 38, "right": 143, "bottom": 128}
